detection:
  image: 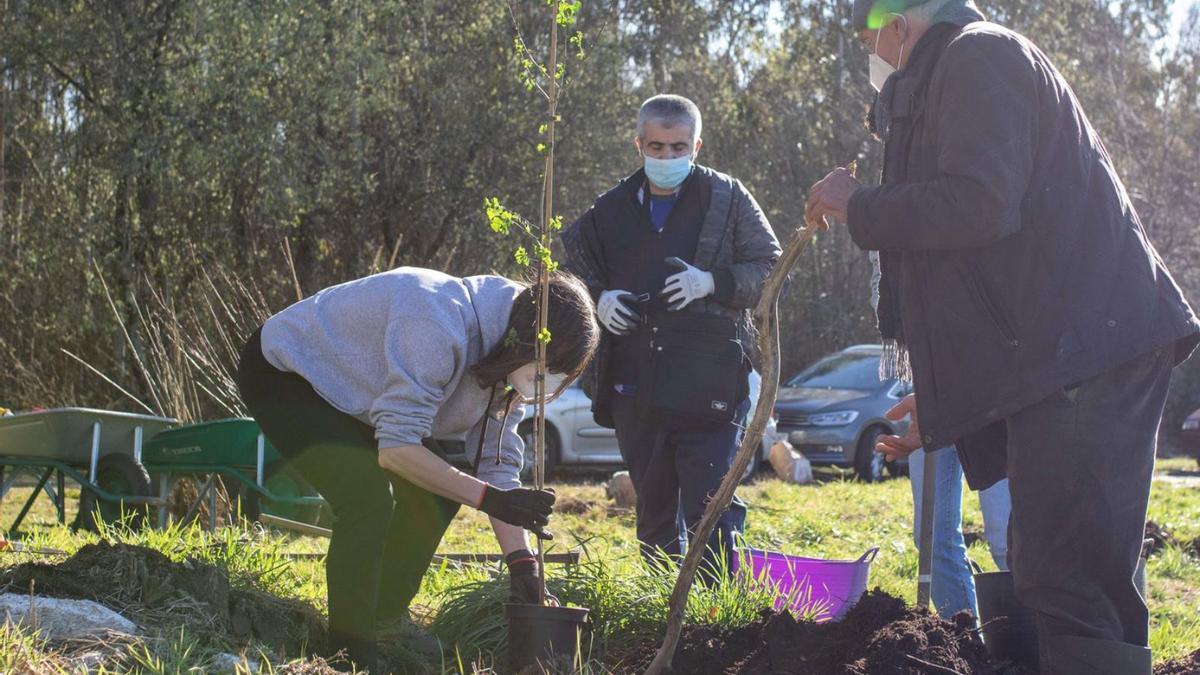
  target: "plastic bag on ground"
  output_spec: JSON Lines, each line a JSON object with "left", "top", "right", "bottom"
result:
{"left": 769, "top": 440, "right": 813, "bottom": 484}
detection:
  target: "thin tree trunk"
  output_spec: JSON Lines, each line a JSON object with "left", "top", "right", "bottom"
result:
{"left": 645, "top": 219, "right": 820, "bottom": 675}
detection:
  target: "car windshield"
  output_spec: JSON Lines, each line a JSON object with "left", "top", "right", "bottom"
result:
{"left": 786, "top": 352, "right": 881, "bottom": 391}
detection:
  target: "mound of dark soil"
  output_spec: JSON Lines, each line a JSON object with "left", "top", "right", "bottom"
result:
{"left": 0, "top": 542, "right": 326, "bottom": 656}
{"left": 1155, "top": 649, "right": 1200, "bottom": 675}
{"left": 627, "top": 590, "right": 1032, "bottom": 674}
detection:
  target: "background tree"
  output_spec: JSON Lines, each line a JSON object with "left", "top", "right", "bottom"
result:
{"left": 2, "top": 0, "right": 1197, "bottom": 447}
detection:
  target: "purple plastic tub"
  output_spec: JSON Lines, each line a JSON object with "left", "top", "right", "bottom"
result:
{"left": 732, "top": 546, "right": 879, "bottom": 621}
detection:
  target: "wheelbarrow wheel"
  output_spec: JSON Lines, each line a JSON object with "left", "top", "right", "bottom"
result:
{"left": 240, "top": 459, "right": 329, "bottom": 528}
{"left": 74, "top": 454, "right": 153, "bottom": 532}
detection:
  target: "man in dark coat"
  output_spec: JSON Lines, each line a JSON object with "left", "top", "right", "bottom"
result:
{"left": 806, "top": 1, "right": 1200, "bottom": 672}
{"left": 562, "top": 95, "right": 781, "bottom": 577}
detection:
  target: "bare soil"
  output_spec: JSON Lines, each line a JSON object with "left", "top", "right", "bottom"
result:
{"left": 1154, "top": 649, "right": 1200, "bottom": 675}
{"left": 626, "top": 590, "right": 1035, "bottom": 675}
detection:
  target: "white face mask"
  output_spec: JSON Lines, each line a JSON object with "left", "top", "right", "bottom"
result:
{"left": 869, "top": 53, "right": 894, "bottom": 93}
{"left": 507, "top": 363, "right": 569, "bottom": 403}
{"left": 869, "top": 15, "right": 907, "bottom": 92}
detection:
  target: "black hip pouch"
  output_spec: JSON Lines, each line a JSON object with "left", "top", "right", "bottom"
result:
{"left": 637, "top": 311, "right": 749, "bottom": 425}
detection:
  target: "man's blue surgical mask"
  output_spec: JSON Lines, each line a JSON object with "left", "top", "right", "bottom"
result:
{"left": 643, "top": 153, "right": 693, "bottom": 191}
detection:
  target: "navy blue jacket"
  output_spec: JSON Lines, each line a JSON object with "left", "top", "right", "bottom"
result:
{"left": 562, "top": 165, "right": 781, "bottom": 427}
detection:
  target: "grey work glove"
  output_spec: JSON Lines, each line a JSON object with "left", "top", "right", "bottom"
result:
{"left": 478, "top": 485, "right": 556, "bottom": 540}
{"left": 597, "top": 289, "right": 641, "bottom": 335}
{"left": 661, "top": 257, "right": 715, "bottom": 311}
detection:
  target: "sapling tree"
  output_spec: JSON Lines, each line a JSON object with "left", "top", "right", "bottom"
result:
{"left": 484, "top": 0, "right": 584, "bottom": 605}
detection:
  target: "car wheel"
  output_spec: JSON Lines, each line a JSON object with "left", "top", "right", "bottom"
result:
{"left": 854, "top": 426, "right": 888, "bottom": 483}
{"left": 519, "top": 421, "right": 560, "bottom": 482}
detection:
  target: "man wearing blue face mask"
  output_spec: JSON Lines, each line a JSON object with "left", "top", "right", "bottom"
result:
{"left": 806, "top": 1, "right": 1200, "bottom": 673}
{"left": 562, "top": 95, "right": 781, "bottom": 580}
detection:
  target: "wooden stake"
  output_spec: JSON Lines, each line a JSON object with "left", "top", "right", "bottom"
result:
{"left": 534, "top": 1, "right": 561, "bottom": 606}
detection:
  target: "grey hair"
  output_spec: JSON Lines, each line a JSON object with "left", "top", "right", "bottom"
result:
{"left": 903, "top": 0, "right": 955, "bottom": 24}
{"left": 636, "top": 95, "right": 702, "bottom": 142}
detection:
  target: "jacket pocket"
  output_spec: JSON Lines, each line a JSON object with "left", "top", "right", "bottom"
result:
{"left": 963, "top": 268, "right": 1018, "bottom": 347}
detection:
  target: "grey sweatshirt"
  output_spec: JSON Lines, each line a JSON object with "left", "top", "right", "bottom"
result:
{"left": 260, "top": 267, "right": 527, "bottom": 489}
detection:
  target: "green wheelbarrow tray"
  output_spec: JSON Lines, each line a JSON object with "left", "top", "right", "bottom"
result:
{"left": 141, "top": 417, "right": 283, "bottom": 470}
{"left": 149, "top": 460, "right": 328, "bottom": 528}
{"left": 143, "top": 418, "right": 328, "bottom": 527}
{"left": 0, "top": 408, "right": 177, "bottom": 466}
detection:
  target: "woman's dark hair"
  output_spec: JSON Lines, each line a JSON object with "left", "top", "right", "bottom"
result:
{"left": 472, "top": 271, "right": 600, "bottom": 390}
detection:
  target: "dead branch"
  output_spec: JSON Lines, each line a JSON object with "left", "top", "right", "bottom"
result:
{"left": 645, "top": 220, "right": 819, "bottom": 675}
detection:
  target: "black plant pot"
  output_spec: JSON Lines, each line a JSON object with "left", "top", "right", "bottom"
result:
{"left": 505, "top": 603, "right": 590, "bottom": 673}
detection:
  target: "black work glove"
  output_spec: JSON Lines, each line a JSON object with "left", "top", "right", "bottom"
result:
{"left": 478, "top": 486, "right": 556, "bottom": 540}
{"left": 506, "top": 549, "right": 560, "bottom": 606}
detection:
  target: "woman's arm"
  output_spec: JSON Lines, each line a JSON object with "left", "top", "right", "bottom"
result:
{"left": 491, "top": 517, "right": 531, "bottom": 555}
{"left": 378, "top": 443, "right": 555, "bottom": 534}
{"left": 376, "top": 447, "right": 531, "bottom": 551}
{"left": 378, "top": 443, "right": 486, "bottom": 506}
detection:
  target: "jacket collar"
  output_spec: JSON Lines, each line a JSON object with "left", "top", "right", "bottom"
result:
{"left": 871, "top": 9, "right": 983, "bottom": 139}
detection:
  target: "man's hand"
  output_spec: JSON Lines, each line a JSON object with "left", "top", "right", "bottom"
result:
{"left": 477, "top": 486, "right": 556, "bottom": 540}
{"left": 661, "top": 257, "right": 715, "bottom": 311}
{"left": 805, "top": 167, "right": 861, "bottom": 230}
{"left": 597, "top": 289, "right": 641, "bottom": 335}
{"left": 506, "top": 549, "right": 561, "bottom": 606}
{"left": 875, "top": 394, "right": 923, "bottom": 461}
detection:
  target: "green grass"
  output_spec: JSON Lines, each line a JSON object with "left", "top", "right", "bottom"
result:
{"left": 0, "top": 461, "right": 1197, "bottom": 671}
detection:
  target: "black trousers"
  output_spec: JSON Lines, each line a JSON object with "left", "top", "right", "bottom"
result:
{"left": 237, "top": 329, "right": 460, "bottom": 672}
{"left": 611, "top": 393, "right": 748, "bottom": 580}
{"left": 1006, "top": 345, "right": 1172, "bottom": 671}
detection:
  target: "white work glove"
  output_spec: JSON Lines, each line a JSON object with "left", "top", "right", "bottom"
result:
{"left": 597, "top": 289, "right": 641, "bottom": 336}
{"left": 661, "top": 258, "right": 715, "bottom": 311}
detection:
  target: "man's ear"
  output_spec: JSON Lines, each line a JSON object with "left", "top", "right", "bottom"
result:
{"left": 693, "top": 137, "right": 703, "bottom": 157}
{"left": 634, "top": 136, "right": 643, "bottom": 156}
{"left": 891, "top": 15, "right": 910, "bottom": 53}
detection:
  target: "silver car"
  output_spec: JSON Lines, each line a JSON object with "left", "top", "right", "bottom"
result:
{"left": 426, "top": 381, "right": 620, "bottom": 478}
{"left": 430, "top": 380, "right": 775, "bottom": 480}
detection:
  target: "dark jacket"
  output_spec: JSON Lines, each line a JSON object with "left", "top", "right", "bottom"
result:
{"left": 847, "top": 20, "right": 1200, "bottom": 488}
{"left": 562, "top": 165, "right": 782, "bottom": 426}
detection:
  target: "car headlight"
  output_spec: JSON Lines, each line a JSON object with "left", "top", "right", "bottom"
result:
{"left": 1183, "top": 418, "right": 1200, "bottom": 431}
{"left": 806, "top": 410, "right": 859, "bottom": 426}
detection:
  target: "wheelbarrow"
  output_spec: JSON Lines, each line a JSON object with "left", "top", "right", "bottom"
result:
{"left": 140, "top": 418, "right": 329, "bottom": 530}
{"left": 0, "top": 408, "right": 176, "bottom": 533}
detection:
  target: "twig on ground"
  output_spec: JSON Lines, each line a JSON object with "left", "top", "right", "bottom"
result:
{"left": 904, "top": 653, "right": 966, "bottom": 675}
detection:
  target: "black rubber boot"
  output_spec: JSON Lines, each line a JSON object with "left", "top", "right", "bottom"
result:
{"left": 1041, "top": 634, "right": 1151, "bottom": 675}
